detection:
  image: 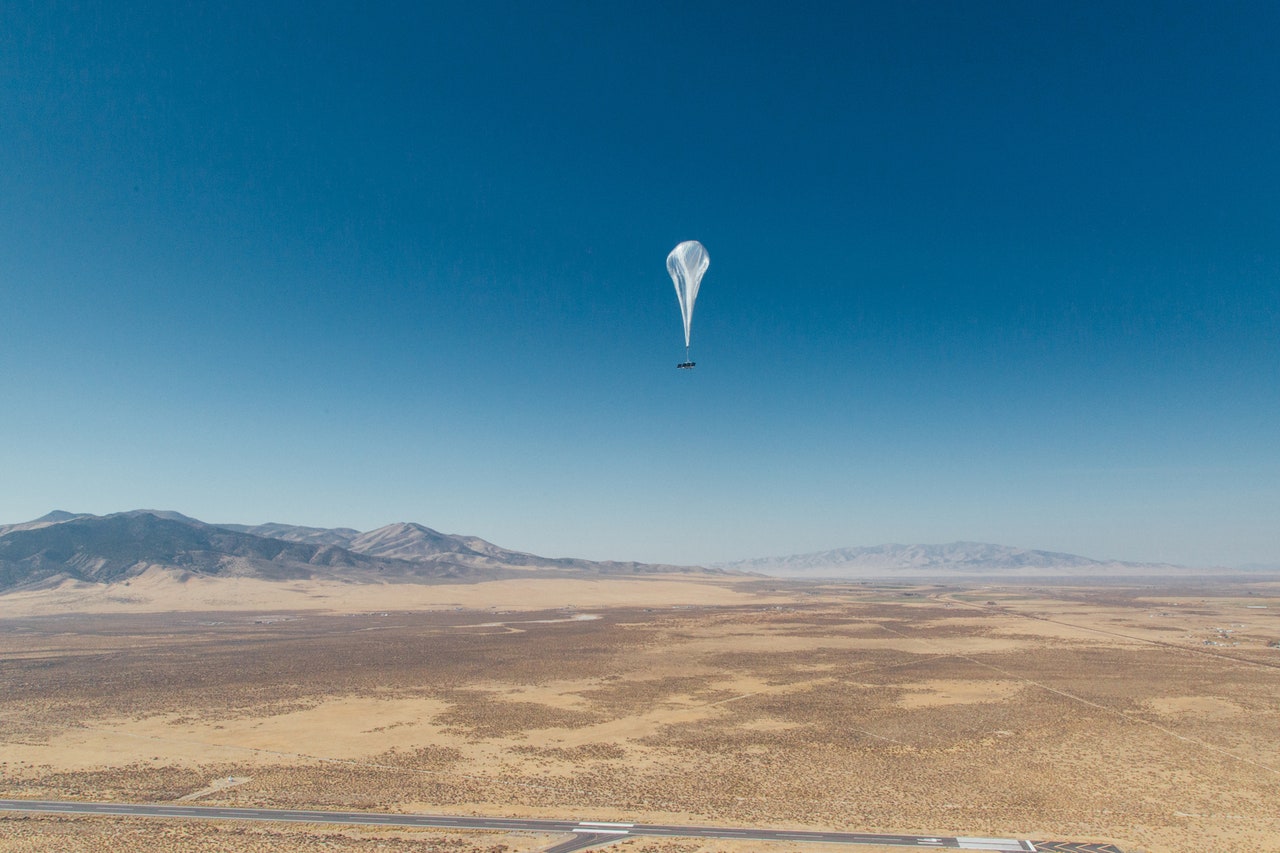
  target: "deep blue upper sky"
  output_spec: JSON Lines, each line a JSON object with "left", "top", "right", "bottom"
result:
{"left": 3, "top": 1, "right": 1277, "bottom": 566}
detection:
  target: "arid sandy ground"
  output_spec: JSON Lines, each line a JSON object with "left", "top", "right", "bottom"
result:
{"left": 2, "top": 575, "right": 1279, "bottom": 853}
{"left": 0, "top": 567, "right": 777, "bottom": 615}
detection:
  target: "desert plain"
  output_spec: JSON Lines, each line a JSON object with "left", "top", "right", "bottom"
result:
{"left": 2, "top": 573, "right": 1279, "bottom": 853}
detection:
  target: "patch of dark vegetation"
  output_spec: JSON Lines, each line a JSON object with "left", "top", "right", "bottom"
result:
{"left": 509, "top": 742, "right": 627, "bottom": 761}
{"left": 435, "top": 691, "right": 602, "bottom": 739}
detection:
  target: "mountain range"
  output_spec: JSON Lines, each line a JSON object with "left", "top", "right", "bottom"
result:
{"left": 1, "top": 511, "right": 1262, "bottom": 593}
{"left": 0, "top": 510, "right": 702, "bottom": 592}
{"left": 714, "top": 541, "right": 1209, "bottom": 578}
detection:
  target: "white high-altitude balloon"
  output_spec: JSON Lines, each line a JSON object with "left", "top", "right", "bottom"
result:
{"left": 667, "top": 240, "right": 709, "bottom": 360}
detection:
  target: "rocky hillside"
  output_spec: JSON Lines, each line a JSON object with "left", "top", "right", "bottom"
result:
{"left": 0, "top": 511, "right": 709, "bottom": 592}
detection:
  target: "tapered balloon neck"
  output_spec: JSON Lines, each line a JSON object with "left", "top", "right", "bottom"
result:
{"left": 668, "top": 239, "right": 709, "bottom": 359}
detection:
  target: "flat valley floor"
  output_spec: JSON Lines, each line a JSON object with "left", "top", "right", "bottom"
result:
{"left": 2, "top": 576, "right": 1279, "bottom": 853}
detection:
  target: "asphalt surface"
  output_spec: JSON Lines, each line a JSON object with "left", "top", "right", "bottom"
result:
{"left": 0, "top": 798, "right": 1120, "bottom": 852}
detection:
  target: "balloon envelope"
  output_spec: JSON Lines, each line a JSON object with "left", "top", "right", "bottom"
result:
{"left": 667, "top": 240, "right": 709, "bottom": 350}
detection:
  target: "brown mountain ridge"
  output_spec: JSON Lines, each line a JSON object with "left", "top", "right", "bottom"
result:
{"left": 0, "top": 511, "right": 708, "bottom": 592}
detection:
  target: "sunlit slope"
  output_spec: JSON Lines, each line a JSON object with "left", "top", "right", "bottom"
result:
{"left": 0, "top": 511, "right": 714, "bottom": 592}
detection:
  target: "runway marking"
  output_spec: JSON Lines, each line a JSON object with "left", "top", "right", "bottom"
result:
{"left": 957, "top": 838, "right": 1027, "bottom": 851}
{"left": 544, "top": 832, "right": 629, "bottom": 853}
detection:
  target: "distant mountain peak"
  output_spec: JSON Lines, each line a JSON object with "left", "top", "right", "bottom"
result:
{"left": 348, "top": 522, "right": 488, "bottom": 560}
{"left": 715, "top": 541, "right": 1185, "bottom": 578}
{"left": 382, "top": 521, "right": 444, "bottom": 535}
{"left": 32, "top": 510, "right": 85, "bottom": 524}
{"left": 115, "top": 509, "right": 209, "bottom": 526}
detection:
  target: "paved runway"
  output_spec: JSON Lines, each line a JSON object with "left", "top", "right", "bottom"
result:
{"left": 0, "top": 798, "right": 1119, "bottom": 852}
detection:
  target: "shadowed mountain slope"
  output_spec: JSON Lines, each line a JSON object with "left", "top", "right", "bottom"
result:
{"left": 216, "top": 522, "right": 362, "bottom": 548}
{"left": 216, "top": 520, "right": 524, "bottom": 562}
{"left": 0, "top": 513, "right": 436, "bottom": 590}
{"left": 0, "top": 511, "right": 712, "bottom": 592}
{"left": 214, "top": 518, "right": 698, "bottom": 574}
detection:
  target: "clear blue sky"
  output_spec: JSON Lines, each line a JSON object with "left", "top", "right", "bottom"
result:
{"left": 2, "top": 2, "right": 1277, "bottom": 567}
